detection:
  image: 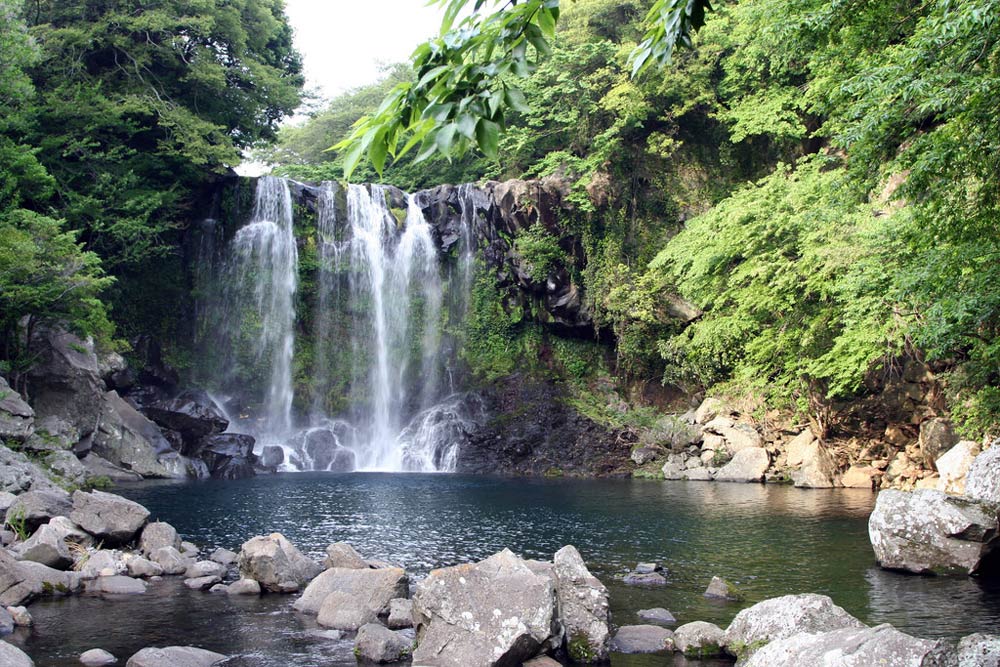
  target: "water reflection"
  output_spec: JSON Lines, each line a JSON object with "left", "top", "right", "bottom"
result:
{"left": 12, "top": 475, "right": 1000, "bottom": 666}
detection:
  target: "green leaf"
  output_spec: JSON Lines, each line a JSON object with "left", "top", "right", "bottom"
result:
{"left": 475, "top": 118, "right": 499, "bottom": 158}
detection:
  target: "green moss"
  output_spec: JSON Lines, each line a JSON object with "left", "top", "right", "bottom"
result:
{"left": 632, "top": 464, "right": 665, "bottom": 480}
{"left": 729, "top": 638, "right": 768, "bottom": 659}
{"left": 683, "top": 642, "right": 723, "bottom": 658}
{"left": 543, "top": 467, "right": 565, "bottom": 478}
{"left": 567, "top": 632, "right": 597, "bottom": 662}
{"left": 389, "top": 206, "right": 407, "bottom": 227}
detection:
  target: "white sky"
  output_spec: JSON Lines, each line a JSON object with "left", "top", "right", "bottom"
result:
{"left": 283, "top": 0, "right": 444, "bottom": 102}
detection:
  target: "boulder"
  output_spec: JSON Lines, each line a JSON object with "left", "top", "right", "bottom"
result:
{"left": 387, "top": 597, "right": 414, "bottom": 629}
{"left": 226, "top": 578, "right": 261, "bottom": 596}
{"left": 139, "top": 522, "right": 181, "bottom": 556}
{"left": 965, "top": 445, "right": 1000, "bottom": 506}
{"left": 742, "top": 623, "right": 943, "bottom": 667}
{"left": 238, "top": 533, "right": 322, "bottom": 593}
{"left": 694, "top": 397, "right": 725, "bottom": 425}
{"left": 784, "top": 430, "right": 816, "bottom": 468}
{"left": 919, "top": 418, "right": 959, "bottom": 468}
{"left": 22, "top": 416, "right": 77, "bottom": 453}
{"left": 185, "top": 560, "right": 226, "bottom": 579}
{"left": 355, "top": 623, "right": 413, "bottom": 663}
{"left": 637, "top": 608, "right": 676, "bottom": 625}
{"left": 553, "top": 545, "right": 610, "bottom": 662}
{"left": 323, "top": 541, "right": 369, "bottom": 570}
{"left": 180, "top": 541, "right": 199, "bottom": 558}
{"left": 0, "top": 641, "right": 34, "bottom": 667}
{"left": 718, "top": 424, "right": 763, "bottom": 455}
{"left": 126, "top": 556, "right": 163, "bottom": 578}
{"left": 703, "top": 576, "right": 742, "bottom": 601}
{"left": 953, "top": 633, "right": 1000, "bottom": 666}
{"left": 634, "top": 562, "right": 662, "bottom": 574}
{"left": 0, "top": 493, "right": 15, "bottom": 514}
{"left": 261, "top": 445, "right": 284, "bottom": 469}
{"left": 661, "top": 455, "right": 686, "bottom": 480}
{"left": 840, "top": 465, "right": 879, "bottom": 489}
{"left": 77, "top": 549, "right": 126, "bottom": 578}
{"left": 868, "top": 489, "right": 999, "bottom": 575}
{"left": 608, "top": 625, "right": 674, "bottom": 654}
{"left": 715, "top": 447, "right": 769, "bottom": 483}
{"left": 294, "top": 566, "right": 408, "bottom": 615}
{"left": 674, "top": 621, "right": 725, "bottom": 658}
{"left": 411, "top": 548, "right": 558, "bottom": 667}
{"left": 143, "top": 391, "right": 227, "bottom": 442}
{"left": 209, "top": 548, "right": 237, "bottom": 566}
{"left": 83, "top": 575, "right": 147, "bottom": 596}
{"left": 287, "top": 428, "right": 356, "bottom": 472}
{"left": 723, "top": 593, "right": 865, "bottom": 658}
{"left": 631, "top": 447, "right": 662, "bottom": 466}
{"left": 91, "top": 391, "right": 173, "bottom": 479}
{"left": 6, "top": 606, "right": 31, "bottom": 627}
{"left": 623, "top": 571, "right": 667, "bottom": 586}
{"left": 0, "top": 607, "right": 11, "bottom": 635}
{"left": 148, "top": 547, "right": 191, "bottom": 575}
{"left": 16, "top": 523, "right": 73, "bottom": 569}
{"left": 0, "top": 445, "right": 59, "bottom": 494}
{"left": 5, "top": 489, "right": 72, "bottom": 532}
{"left": 184, "top": 575, "right": 221, "bottom": 591}
{"left": 80, "top": 453, "right": 143, "bottom": 482}
{"left": 316, "top": 589, "right": 378, "bottom": 630}
{"left": 197, "top": 433, "right": 257, "bottom": 480}
{"left": 125, "top": 646, "right": 227, "bottom": 667}
{"left": 0, "top": 376, "right": 34, "bottom": 443}
{"left": 791, "top": 441, "right": 838, "bottom": 488}
{"left": 682, "top": 466, "right": 712, "bottom": 480}
{"left": 936, "top": 441, "right": 981, "bottom": 495}
{"left": 48, "top": 516, "right": 93, "bottom": 547}
{"left": 80, "top": 648, "right": 117, "bottom": 666}
{"left": 0, "top": 550, "right": 82, "bottom": 606}
{"left": 70, "top": 490, "right": 150, "bottom": 546}
{"left": 44, "top": 450, "right": 89, "bottom": 486}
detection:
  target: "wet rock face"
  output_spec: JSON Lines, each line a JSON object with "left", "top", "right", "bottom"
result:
{"left": 286, "top": 428, "right": 355, "bottom": 472}
{"left": 196, "top": 433, "right": 257, "bottom": 479}
{"left": 143, "top": 390, "right": 228, "bottom": 441}
{"left": 869, "top": 489, "right": 1000, "bottom": 575}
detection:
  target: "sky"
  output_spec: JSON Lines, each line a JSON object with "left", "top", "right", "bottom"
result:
{"left": 283, "top": 0, "right": 444, "bottom": 102}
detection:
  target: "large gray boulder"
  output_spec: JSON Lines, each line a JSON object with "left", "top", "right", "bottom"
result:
{"left": 294, "top": 566, "right": 408, "bottom": 615}
{"left": 125, "top": 646, "right": 227, "bottom": 667}
{"left": 148, "top": 546, "right": 191, "bottom": 575}
{"left": 83, "top": 575, "right": 147, "bottom": 596}
{"left": 965, "top": 445, "right": 1000, "bottom": 506}
{"left": 316, "top": 590, "right": 378, "bottom": 630}
{"left": 16, "top": 523, "right": 73, "bottom": 569}
{"left": 323, "top": 542, "right": 369, "bottom": 570}
{"left": 608, "top": 625, "right": 675, "bottom": 654}
{"left": 0, "top": 641, "right": 34, "bottom": 667}
{"left": 715, "top": 447, "right": 770, "bottom": 483}
{"left": 91, "top": 391, "right": 173, "bottom": 479}
{"left": 143, "top": 392, "right": 228, "bottom": 442}
{"left": 387, "top": 598, "right": 414, "bottom": 629}
{"left": 952, "top": 633, "right": 1000, "bottom": 666}
{"left": 0, "top": 444, "right": 59, "bottom": 494}
{"left": 0, "top": 550, "right": 83, "bottom": 606}
{"left": 868, "top": 489, "right": 999, "bottom": 575}
{"left": 552, "top": 545, "right": 610, "bottom": 663}
{"left": 238, "top": 533, "right": 322, "bottom": 593}
{"left": 919, "top": 418, "right": 959, "bottom": 468}
{"left": 354, "top": 623, "right": 412, "bottom": 663}
{"left": 723, "top": 593, "right": 865, "bottom": 659}
{"left": 742, "top": 624, "right": 944, "bottom": 667}
{"left": 791, "top": 440, "right": 837, "bottom": 488}
{"left": 4, "top": 489, "right": 72, "bottom": 532}
{"left": 70, "top": 490, "right": 150, "bottom": 546}
{"left": 674, "top": 621, "right": 725, "bottom": 658}
{"left": 0, "top": 376, "right": 34, "bottom": 443}
{"left": 139, "top": 522, "right": 181, "bottom": 556}
{"left": 185, "top": 561, "right": 226, "bottom": 579}
{"left": 412, "top": 548, "right": 559, "bottom": 667}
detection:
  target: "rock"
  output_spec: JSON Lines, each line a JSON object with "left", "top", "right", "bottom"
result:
{"left": 387, "top": 597, "right": 414, "bottom": 629}
{"left": 354, "top": 622, "right": 412, "bottom": 663}
{"left": 180, "top": 541, "right": 199, "bottom": 558}
{"left": 742, "top": 623, "right": 943, "bottom": 667}
{"left": 683, "top": 466, "right": 712, "bottom": 480}
{"left": 70, "top": 490, "right": 150, "bottom": 546}
{"left": 965, "top": 445, "right": 1000, "bottom": 506}
{"left": 125, "top": 646, "right": 227, "bottom": 667}
{"left": 674, "top": 621, "right": 725, "bottom": 658}
{"left": 258, "top": 445, "right": 284, "bottom": 470}
{"left": 869, "top": 489, "right": 1000, "bottom": 575}
{"left": 553, "top": 545, "right": 610, "bottom": 662}
{"left": 17, "top": 523, "right": 73, "bottom": 569}
{"left": 694, "top": 397, "right": 725, "bottom": 425}
{"left": 0, "top": 445, "right": 59, "bottom": 495}
{"left": 226, "top": 578, "right": 261, "bottom": 596}
{"left": 287, "top": 428, "right": 356, "bottom": 472}
{"left": 936, "top": 441, "right": 981, "bottom": 495}
{"left": 77, "top": 549, "right": 126, "bottom": 578}
{"left": 633, "top": 562, "right": 661, "bottom": 574}
{"left": 80, "top": 648, "right": 117, "bottom": 665}
{"left": 714, "top": 447, "right": 769, "bottom": 483}
{"left": 209, "top": 548, "right": 237, "bottom": 566}
{"left": 185, "top": 561, "right": 226, "bottom": 579}
{"left": 22, "top": 416, "right": 78, "bottom": 453}
{"left": 47, "top": 516, "right": 91, "bottom": 546}
{"left": 411, "top": 548, "right": 558, "bottom": 667}
{"left": 661, "top": 456, "right": 686, "bottom": 480}
{"left": 637, "top": 608, "right": 676, "bottom": 625}
{"left": 703, "top": 576, "right": 742, "bottom": 601}
{"left": 5, "top": 489, "right": 72, "bottom": 532}
{"left": 91, "top": 391, "right": 173, "bottom": 478}
{"left": 723, "top": 593, "right": 865, "bottom": 657}
{"left": 208, "top": 583, "right": 227, "bottom": 593}
{"left": 6, "top": 606, "right": 31, "bottom": 627}
{"left": 45, "top": 450, "right": 89, "bottom": 486}
{"left": 841, "top": 465, "right": 879, "bottom": 489}
{"left": 0, "top": 493, "right": 16, "bottom": 514}
{"left": 623, "top": 571, "right": 667, "bottom": 586}
{"left": 148, "top": 547, "right": 191, "bottom": 575}
{"left": 294, "top": 565, "right": 408, "bottom": 615}
{"left": 323, "top": 542, "right": 369, "bottom": 570}
{"left": 919, "top": 418, "right": 959, "bottom": 468}
{"left": 791, "top": 441, "right": 837, "bottom": 488}
{"left": 143, "top": 391, "right": 228, "bottom": 442}
{"left": 126, "top": 557, "right": 163, "bottom": 578}
{"left": 316, "top": 589, "right": 378, "bottom": 630}
{"left": 184, "top": 575, "right": 221, "bottom": 591}
{"left": 80, "top": 453, "right": 143, "bottom": 482}
{"left": 522, "top": 657, "right": 561, "bottom": 667}
{"left": 608, "top": 625, "right": 674, "bottom": 654}
{"left": 953, "top": 633, "right": 1000, "bottom": 666}
{"left": 784, "top": 430, "right": 816, "bottom": 468}
{"left": 703, "top": 416, "right": 735, "bottom": 433}
{"left": 0, "top": 606, "right": 12, "bottom": 635}
{"left": 718, "top": 424, "right": 763, "bottom": 454}
{"left": 631, "top": 447, "right": 662, "bottom": 465}
{"left": 0, "top": 376, "right": 34, "bottom": 443}
{"left": 139, "top": 522, "right": 181, "bottom": 556}
{"left": 197, "top": 433, "right": 257, "bottom": 480}
{"left": 0, "top": 550, "right": 83, "bottom": 606}
{"left": 238, "top": 533, "right": 322, "bottom": 593}
{"left": 84, "top": 575, "right": 147, "bottom": 596}
{"left": 0, "top": 641, "right": 34, "bottom": 667}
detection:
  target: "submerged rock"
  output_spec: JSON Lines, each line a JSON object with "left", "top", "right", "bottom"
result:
{"left": 674, "top": 621, "right": 725, "bottom": 658}
{"left": 125, "top": 646, "right": 227, "bottom": 667}
{"left": 238, "top": 533, "right": 322, "bottom": 593}
{"left": 83, "top": 575, "right": 147, "bottom": 596}
{"left": 609, "top": 625, "right": 675, "bottom": 654}
{"left": 703, "top": 576, "right": 742, "bottom": 601}
{"left": 80, "top": 648, "right": 117, "bottom": 666}
{"left": 412, "top": 548, "right": 558, "bottom": 667}
{"left": 742, "top": 623, "right": 943, "bottom": 667}
{"left": 637, "top": 608, "right": 676, "bottom": 625}
{"left": 868, "top": 489, "right": 999, "bottom": 575}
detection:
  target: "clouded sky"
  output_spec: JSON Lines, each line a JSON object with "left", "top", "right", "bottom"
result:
{"left": 283, "top": 0, "right": 444, "bottom": 101}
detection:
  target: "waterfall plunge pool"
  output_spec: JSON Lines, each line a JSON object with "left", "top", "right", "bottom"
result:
{"left": 12, "top": 475, "right": 1000, "bottom": 666}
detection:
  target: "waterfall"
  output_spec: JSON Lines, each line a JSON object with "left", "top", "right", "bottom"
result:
{"left": 201, "top": 177, "right": 484, "bottom": 473}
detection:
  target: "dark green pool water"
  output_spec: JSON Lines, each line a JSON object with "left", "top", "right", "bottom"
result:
{"left": 11, "top": 474, "right": 1000, "bottom": 666}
